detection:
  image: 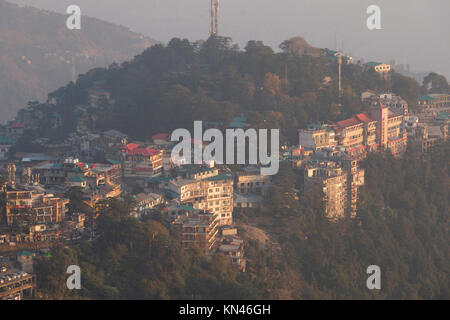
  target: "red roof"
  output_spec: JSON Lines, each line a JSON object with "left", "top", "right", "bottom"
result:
{"left": 152, "top": 133, "right": 170, "bottom": 141}
{"left": 336, "top": 117, "right": 361, "bottom": 128}
{"left": 121, "top": 143, "right": 139, "bottom": 152}
{"left": 127, "top": 147, "right": 161, "bottom": 157}
{"left": 355, "top": 113, "right": 373, "bottom": 123}
{"left": 10, "top": 122, "right": 24, "bottom": 128}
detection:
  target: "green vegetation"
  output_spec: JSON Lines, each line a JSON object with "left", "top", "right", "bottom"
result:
{"left": 15, "top": 35, "right": 448, "bottom": 300}
{"left": 35, "top": 143, "right": 449, "bottom": 299}
{"left": 28, "top": 36, "right": 421, "bottom": 145}
{"left": 35, "top": 199, "right": 266, "bottom": 300}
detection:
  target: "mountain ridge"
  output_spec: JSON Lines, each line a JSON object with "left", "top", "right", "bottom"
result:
{"left": 0, "top": 0, "right": 157, "bottom": 123}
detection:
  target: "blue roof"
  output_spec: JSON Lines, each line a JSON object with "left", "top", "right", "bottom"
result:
{"left": 229, "top": 116, "right": 248, "bottom": 128}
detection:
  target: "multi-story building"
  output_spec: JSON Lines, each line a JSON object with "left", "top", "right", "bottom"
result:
{"left": 369, "top": 103, "right": 408, "bottom": 155}
{"left": 364, "top": 62, "right": 391, "bottom": 78}
{"left": 363, "top": 92, "right": 409, "bottom": 115}
{"left": 418, "top": 94, "right": 450, "bottom": 113}
{"left": 298, "top": 124, "right": 336, "bottom": 151}
{"left": 168, "top": 166, "right": 234, "bottom": 225}
{"left": 341, "top": 157, "right": 365, "bottom": 218}
{"left": 121, "top": 143, "right": 163, "bottom": 178}
{"left": 218, "top": 228, "right": 246, "bottom": 272}
{"left": 33, "top": 158, "right": 121, "bottom": 187}
{"left": 234, "top": 168, "right": 271, "bottom": 195}
{"left": 5, "top": 186, "right": 69, "bottom": 226}
{"left": 172, "top": 211, "right": 220, "bottom": 251}
{"left": 131, "top": 193, "right": 164, "bottom": 217}
{"left": 332, "top": 103, "right": 407, "bottom": 157}
{"left": 304, "top": 161, "right": 348, "bottom": 221}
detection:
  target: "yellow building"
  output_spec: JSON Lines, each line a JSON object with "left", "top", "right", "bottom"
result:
{"left": 365, "top": 62, "right": 391, "bottom": 74}
{"left": 298, "top": 124, "right": 336, "bottom": 150}
{"left": 5, "top": 186, "right": 69, "bottom": 226}
{"left": 172, "top": 211, "right": 220, "bottom": 251}
{"left": 304, "top": 161, "right": 348, "bottom": 221}
{"left": 168, "top": 167, "right": 234, "bottom": 225}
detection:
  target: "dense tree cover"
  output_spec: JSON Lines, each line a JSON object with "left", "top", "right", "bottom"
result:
{"left": 27, "top": 36, "right": 418, "bottom": 145}
{"left": 252, "top": 143, "right": 449, "bottom": 299}
{"left": 35, "top": 143, "right": 449, "bottom": 299}
{"left": 35, "top": 199, "right": 269, "bottom": 300}
{"left": 422, "top": 72, "right": 450, "bottom": 94}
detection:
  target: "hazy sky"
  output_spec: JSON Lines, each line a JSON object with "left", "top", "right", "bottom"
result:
{"left": 9, "top": 0, "right": 450, "bottom": 79}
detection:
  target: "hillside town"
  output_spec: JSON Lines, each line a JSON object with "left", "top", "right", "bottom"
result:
{"left": 0, "top": 68, "right": 449, "bottom": 298}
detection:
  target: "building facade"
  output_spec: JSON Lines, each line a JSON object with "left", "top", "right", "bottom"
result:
{"left": 304, "top": 161, "right": 348, "bottom": 221}
{"left": 168, "top": 167, "right": 234, "bottom": 225}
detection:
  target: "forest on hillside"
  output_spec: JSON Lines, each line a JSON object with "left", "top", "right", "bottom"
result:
{"left": 22, "top": 35, "right": 445, "bottom": 147}
{"left": 2, "top": 34, "right": 448, "bottom": 300}
{"left": 29, "top": 142, "right": 449, "bottom": 300}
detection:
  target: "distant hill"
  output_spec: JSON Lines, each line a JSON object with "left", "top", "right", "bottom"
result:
{"left": 19, "top": 36, "right": 423, "bottom": 145}
{"left": 0, "top": 0, "right": 156, "bottom": 123}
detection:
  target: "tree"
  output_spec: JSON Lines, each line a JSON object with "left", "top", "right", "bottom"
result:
{"left": 422, "top": 72, "right": 449, "bottom": 94}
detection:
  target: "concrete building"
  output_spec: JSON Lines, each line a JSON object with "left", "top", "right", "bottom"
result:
{"left": 418, "top": 94, "right": 450, "bottom": 113}
{"left": 369, "top": 103, "right": 407, "bottom": 155}
{"left": 341, "top": 157, "right": 365, "bottom": 217}
{"left": 218, "top": 229, "right": 246, "bottom": 272}
{"left": 172, "top": 211, "right": 220, "bottom": 251}
{"left": 234, "top": 167, "right": 271, "bottom": 195}
{"left": 131, "top": 193, "right": 164, "bottom": 217}
{"left": 332, "top": 103, "right": 407, "bottom": 158}
{"left": 333, "top": 113, "right": 377, "bottom": 159}
{"left": 168, "top": 167, "right": 234, "bottom": 225}
{"left": 363, "top": 92, "right": 409, "bottom": 115}
{"left": 365, "top": 62, "right": 391, "bottom": 77}
{"left": 304, "top": 161, "right": 348, "bottom": 221}
{"left": 5, "top": 186, "right": 69, "bottom": 226}
{"left": 121, "top": 143, "right": 163, "bottom": 178}
{"left": 298, "top": 124, "right": 336, "bottom": 151}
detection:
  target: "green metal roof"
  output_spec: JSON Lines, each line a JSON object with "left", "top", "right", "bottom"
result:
{"left": 107, "top": 159, "right": 121, "bottom": 165}
{"left": 179, "top": 205, "right": 196, "bottom": 211}
{"left": 204, "top": 173, "right": 233, "bottom": 181}
{"left": 17, "top": 250, "right": 33, "bottom": 257}
{"left": 69, "top": 177, "right": 86, "bottom": 182}
{"left": 365, "top": 61, "right": 382, "bottom": 67}
{"left": 419, "top": 95, "right": 435, "bottom": 100}
{"left": 436, "top": 112, "right": 450, "bottom": 120}
{"left": 147, "top": 177, "right": 170, "bottom": 183}
{"left": 0, "top": 136, "right": 15, "bottom": 144}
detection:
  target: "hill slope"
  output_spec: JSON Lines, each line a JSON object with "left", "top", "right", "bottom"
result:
{"left": 21, "top": 36, "right": 422, "bottom": 146}
{"left": 0, "top": 0, "right": 155, "bottom": 123}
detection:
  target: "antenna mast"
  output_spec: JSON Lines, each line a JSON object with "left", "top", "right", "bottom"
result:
{"left": 338, "top": 51, "right": 343, "bottom": 105}
{"left": 210, "top": 0, "right": 220, "bottom": 37}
